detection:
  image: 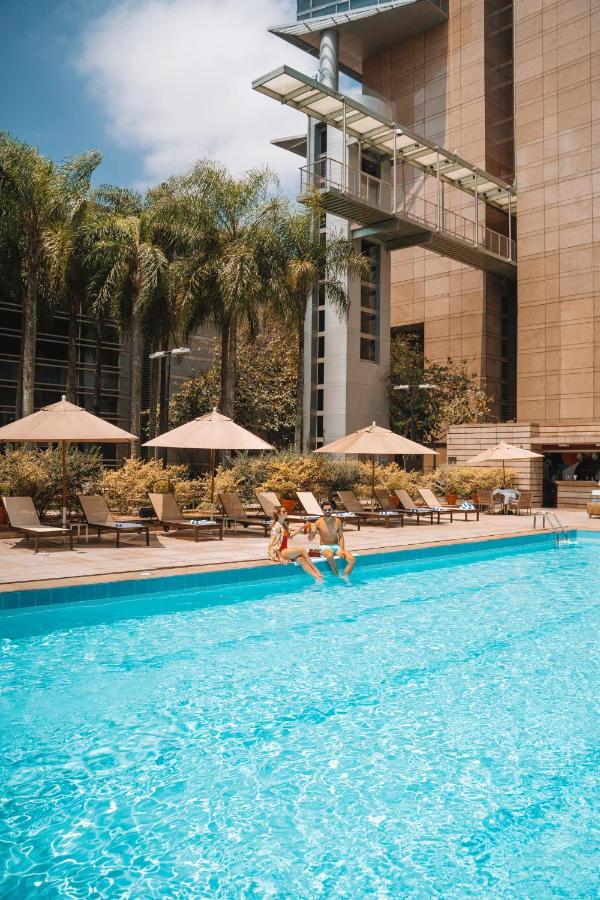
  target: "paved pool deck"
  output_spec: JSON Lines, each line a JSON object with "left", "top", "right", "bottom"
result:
{"left": 0, "top": 508, "right": 597, "bottom": 593}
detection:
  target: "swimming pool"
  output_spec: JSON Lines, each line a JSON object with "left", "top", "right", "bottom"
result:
{"left": 1, "top": 533, "right": 598, "bottom": 897}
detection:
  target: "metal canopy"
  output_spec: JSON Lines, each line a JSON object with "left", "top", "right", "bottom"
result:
{"left": 271, "top": 134, "right": 308, "bottom": 158}
{"left": 252, "top": 65, "right": 516, "bottom": 213}
{"left": 270, "top": 0, "right": 448, "bottom": 80}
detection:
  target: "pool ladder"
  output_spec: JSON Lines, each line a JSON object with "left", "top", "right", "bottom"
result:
{"left": 533, "top": 510, "right": 572, "bottom": 546}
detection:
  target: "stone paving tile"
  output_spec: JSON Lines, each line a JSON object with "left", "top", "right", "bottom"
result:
{"left": 0, "top": 509, "right": 596, "bottom": 591}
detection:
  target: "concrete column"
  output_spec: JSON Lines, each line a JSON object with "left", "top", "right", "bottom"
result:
{"left": 319, "top": 29, "right": 339, "bottom": 90}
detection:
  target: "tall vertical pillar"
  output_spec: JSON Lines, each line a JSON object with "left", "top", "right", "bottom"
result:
{"left": 319, "top": 29, "right": 339, "bottom": 90}
{"left": 303, "top": 27, "right": 390, "bottom": 450}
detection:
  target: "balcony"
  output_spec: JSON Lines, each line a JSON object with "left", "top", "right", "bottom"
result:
{"left": 301, "top": 158, "right": 517, "bottom": 279}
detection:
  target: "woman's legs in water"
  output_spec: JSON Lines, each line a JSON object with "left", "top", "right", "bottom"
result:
{"left": 280, "top": 548, "right": 323, "bottom": 582}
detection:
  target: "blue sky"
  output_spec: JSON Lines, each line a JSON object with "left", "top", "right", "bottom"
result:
{"left": 0, "top": 0, "right": 142, "bottom": 185}
{"left": 0, "top": 0, "right": 318, "bottom": 191}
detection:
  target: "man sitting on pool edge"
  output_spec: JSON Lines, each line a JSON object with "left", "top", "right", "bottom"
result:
{"left": 308, "top": 501, "right": 356, "bottom": 578}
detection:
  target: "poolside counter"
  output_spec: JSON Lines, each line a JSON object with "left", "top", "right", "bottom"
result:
{"left": 555, "top": 480, "right": 599, "bottom": 510}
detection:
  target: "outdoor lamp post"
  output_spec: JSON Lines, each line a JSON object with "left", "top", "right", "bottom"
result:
{"left": 149, "top": 347, "right": 191, "bottom": 462}
{"left": 393, "top": 383, "right": 437, "bottom": 469}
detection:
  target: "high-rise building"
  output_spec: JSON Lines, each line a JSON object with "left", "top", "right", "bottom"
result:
{"left": 255, "top": 0, "right": 600, "bottom": 507}
{"left": 0, "top": 295, "right": 213, "bottom": 463}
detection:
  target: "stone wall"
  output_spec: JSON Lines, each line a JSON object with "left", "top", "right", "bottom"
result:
{"left": 515, "top": 0, "right": 600, "bottom": 423}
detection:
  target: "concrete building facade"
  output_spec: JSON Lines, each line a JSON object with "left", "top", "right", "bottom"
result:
{"left": 256, "top": 0, "right": 600, "bottom": 506}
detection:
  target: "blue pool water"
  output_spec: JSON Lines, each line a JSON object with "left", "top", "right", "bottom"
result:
{"left": 1, "top": 535, "right": 599, "bottom": 898}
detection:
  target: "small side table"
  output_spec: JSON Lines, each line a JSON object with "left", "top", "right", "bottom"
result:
{"left": 69, "top": 521, "right": 89, "bottom": 544}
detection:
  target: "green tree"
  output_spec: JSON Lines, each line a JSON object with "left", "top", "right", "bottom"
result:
{"left": 150, "top": 161, "right": 282, "bottom": 418}
{"left": 81, "top": 187, "right": 169, "bottom": 451}
{"left": 0, "top": 133, "right": 101, "bottom": 414}
{"left": 169, "top": 326, "right": 298, "bottom": 448}
{"left": 273, "top": 195, "right": 370, "bottom": 450}
{"left": 387, "top": 331, "right": 492, "bottom": 444}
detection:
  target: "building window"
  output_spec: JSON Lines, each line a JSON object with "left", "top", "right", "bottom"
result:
{"left": 298, "top": 1, "right": 447, "bottom": 20}
{"left": 360, "top": 240, "right": 380, "bottom": 362}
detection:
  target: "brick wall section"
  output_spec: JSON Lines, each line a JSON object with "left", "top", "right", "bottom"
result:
{"left": 515, "top": 0, "right": 600, "bottom": 424}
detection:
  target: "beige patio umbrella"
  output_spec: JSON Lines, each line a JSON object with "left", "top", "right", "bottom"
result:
{"left": 466, "top": 440, "right": 543, "bottom": 486}
{"left": 144, "top": 407, "right": 274, "bottom": 501}
{"left": 0, "top": 396, "right": 136, "bottom": 525}
{"left": 315, "top": 421, "right": 436, "bottom": 500}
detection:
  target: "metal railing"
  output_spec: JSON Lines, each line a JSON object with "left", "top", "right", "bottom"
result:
{"left": 533, "top": 510, "right": 572, "bottom": 546}
{"left": 301, "top": 157, "right": 516, "bottom": 263}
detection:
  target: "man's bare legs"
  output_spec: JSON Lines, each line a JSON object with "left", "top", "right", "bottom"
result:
{"left": 321, "top": 547, "right": 340, "bottom": 577}
{"left": 340, "top": 550, "right": 356, "bottom": 577}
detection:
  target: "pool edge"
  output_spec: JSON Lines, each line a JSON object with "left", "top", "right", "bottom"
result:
{"left": 0, "top": 528, "right": 592, "bottom": 613}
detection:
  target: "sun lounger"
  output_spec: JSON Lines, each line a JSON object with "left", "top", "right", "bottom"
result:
{"left": 148, "top": 493, "right": 223, "bottom": 540}
{"left": 337, "top": 490, "right": 404, "bottom": 528}
{"left": 255, "top": 491, "right": 317, "bottom": 522}
{"left": 2, "top": 496, "right": 73, "bottom": 552}
{"left": 78, "top": 494, "right": 150, "bottom": 546}
{"left": 297, "top": 491, "right": 361, "bottom": 530}
{"left": 393, "top": 489, "right": 437, "bottom": 524}
{"left": 418, "top": 488, "right": 480, "bottom": 521}
{"left": 218, "top": 493, "right": 271, "bottom": 536}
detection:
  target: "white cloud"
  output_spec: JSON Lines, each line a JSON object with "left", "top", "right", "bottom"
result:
{"left": 78, "top": 0, "right": 312, "bottom": 191}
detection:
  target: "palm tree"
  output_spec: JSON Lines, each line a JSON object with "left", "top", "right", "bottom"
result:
{"left": 274, "top": 195, "right": 371, "bottom": 450}
{"left": 150, "top": 162, "right": 281, "bottom": 417}
{"left": 81, "top": 187, "right": 168, "bottom": 453}
{"left": 0, "top": 133, "right": 100, "bottom": 415}
{"left": 44, "top": 193, "right": 102, "bottom": 402}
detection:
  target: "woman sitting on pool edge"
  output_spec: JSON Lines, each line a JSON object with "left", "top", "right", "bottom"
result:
{"left": 268, "top": 507, "right": 323, "bottom": 583}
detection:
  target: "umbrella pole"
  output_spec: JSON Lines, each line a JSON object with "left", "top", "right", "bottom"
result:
{"left": 503, "top": 459, "right": 506, "bottom": 488}
{"left": 371, "top": 455, "right": 375, "bottom": 504}
{"left": 61, "top": 440, "right": 67, "bottom": 527}
{"left": 210, "top": 448, "right": 216, "bottom": 504}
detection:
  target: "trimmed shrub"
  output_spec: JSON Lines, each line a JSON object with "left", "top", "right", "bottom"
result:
{"left": 100, "top": 457, "right": 203, "bottom": 514}
{"left": 356, "top": 461, "right": 423, "bottom": 499}
{"left": 426, "top": 465, "right": 518, "bottom": 499}
{"left": 0, "top": 446, "right": 103, "bottom": 515}
{"left": 259, "top": 453, "right": 327, "bottom": 500}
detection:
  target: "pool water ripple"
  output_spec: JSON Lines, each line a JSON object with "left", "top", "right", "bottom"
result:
{"left": 0, "top": 540, "right": 599, "bottom": 897}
